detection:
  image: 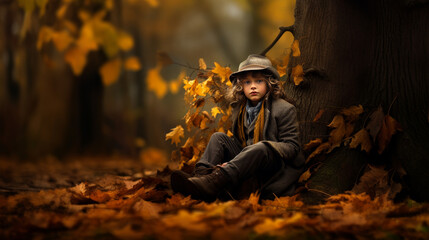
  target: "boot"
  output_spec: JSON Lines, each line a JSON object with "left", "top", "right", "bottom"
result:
{"left": 193, "top": 166, "right": 213, "bottom": 176}
{"left": 172, "top": 168, "right": 231, "bottom": 201}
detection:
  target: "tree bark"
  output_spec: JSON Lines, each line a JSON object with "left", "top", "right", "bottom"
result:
{"left": 287, "top": 0, "right": 429, "bottom": 201}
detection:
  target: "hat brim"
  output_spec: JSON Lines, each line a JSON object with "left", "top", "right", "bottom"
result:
{"left": 229, "top": 66, "right": 280, "bottom": 83}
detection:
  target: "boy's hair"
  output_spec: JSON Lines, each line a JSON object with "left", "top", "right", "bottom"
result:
{"left": 226, "top": 70, "right": 286, "bottom": 104}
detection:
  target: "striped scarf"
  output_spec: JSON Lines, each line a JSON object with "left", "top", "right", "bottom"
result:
{"left": 237, "top": 101, "right": 265, "bottom": 147}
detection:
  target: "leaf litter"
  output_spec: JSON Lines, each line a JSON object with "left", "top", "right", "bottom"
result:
{"left": 1, "top": 157, "right": 428, "bottom": 240}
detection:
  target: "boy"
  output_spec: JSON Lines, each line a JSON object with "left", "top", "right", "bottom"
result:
{"left": 171, "top": 54, "right": 304, "bottom": 201}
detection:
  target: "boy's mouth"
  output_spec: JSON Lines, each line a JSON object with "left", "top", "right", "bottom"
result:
{"left": 250, "top": 92, "right": 258, "bottom": 95}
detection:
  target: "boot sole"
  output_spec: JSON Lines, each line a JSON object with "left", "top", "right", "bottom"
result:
{"left": 171, "top": 171, "right": 215, "bottom": 202}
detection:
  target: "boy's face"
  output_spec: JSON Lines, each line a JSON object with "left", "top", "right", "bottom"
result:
{"left": 240, "top": 72, "right": 268, "bottom": 106}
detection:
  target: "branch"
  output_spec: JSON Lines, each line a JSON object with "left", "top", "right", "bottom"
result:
{"left": 260, "top": 25, "right": 295, "bottom": 56}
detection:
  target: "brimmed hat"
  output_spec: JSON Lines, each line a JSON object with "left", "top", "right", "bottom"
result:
{"left": 229, "top": 54, "right": 280, "bottom": 83}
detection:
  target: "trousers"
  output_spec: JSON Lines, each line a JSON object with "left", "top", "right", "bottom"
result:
{"left": 195, "top": 132, "right": 282, "bottom": 189}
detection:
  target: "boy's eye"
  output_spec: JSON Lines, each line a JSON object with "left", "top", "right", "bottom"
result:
{"left": 257, "top": 80, "right": 264, "bottom": 83}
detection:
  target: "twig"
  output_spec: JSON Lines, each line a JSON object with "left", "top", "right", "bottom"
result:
{"left": 260, "top": 25, "right": 295, "bottom": 56}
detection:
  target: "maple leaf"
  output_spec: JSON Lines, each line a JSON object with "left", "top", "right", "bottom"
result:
{"left": 124, "top": 56, "right": 141, "bottom": 71}
{"left": 349, "top": 129, "right": 372, "bottom": 153}
{"left": 211, "top": 62, "right": 232, "bottom": 83}
{"left": 377, "top": 115, "right": 403, "bottom": 154}
{"left": 291, "top": 64, "right": 304, "bottom": 85}
{"left": 291, "top": 39, "right": 301, "bottom": 57}
{"left": 99, "top": 58, "right": 122, "bottom": 86}
{"left": 146, "top": 65, "right": 168, "bottom": 98}
{"left": 165, "top": 125, "right": 184, "bottom": 146}
{"left": 211, "top": 107, "right": 222, "bottom": 118}
{"left": 199, "top": 58, "right": 207, "bottom": 70}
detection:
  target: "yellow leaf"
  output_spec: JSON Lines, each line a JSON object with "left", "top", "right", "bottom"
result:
{"left": 199, "top": 58, "right": 207, "bottom": 70}
{"left": 37, "top": 26, "right": 54, "bottom": 50}
{"left": 211, "top": 62, "right": 232, "bottom": 83}
{"left": 77, "top": 24, "right": 98, "bottom": 51}
{"left": 51, "top": 30, "right": 74, "bottom": 52}
{"left": 227, "top": 130, "right": 233, "bottom": 137}
{"left": 146, "top": 65, "right": 168, "bottom": 98}
{"left": 211, "top": 107, "right": 222, "bottom": 118}
{"left": 169, "top": 71, "right": 186, "bottom": 94}
{"left": 124, "top": 57, "right": 141, "bottom": 71}
{"left": 165, "top": 125, "right": 184, "bottom": 146}
{"left": 200, "top": 118, "right": 210, "bottom": 130}
{"left": 36, "top": 0, "right": 48, "bottom": 16}
{"left": 118, "top": 32, "right": 134, "bottom": 51}
{"left": 349, "top": 129, "right": 372, "bottom": 153}
{"left": 291, "top": 64, "right": 304, "bottom": 85}
{"left": 99, "top": 58, "right": 122, "bottom": 86}
{"left": 292, "top": 39, "right": 301, "bottom": 57}
{"left": 65, "top": 47, "right": 88, "bottom": 75}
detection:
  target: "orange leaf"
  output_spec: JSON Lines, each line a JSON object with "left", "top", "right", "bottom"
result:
{"left": 124, "top": 56, "right": 141, "bottom": 71}
{"left": 118, "top": 32, "right": 134, "bottom": 51}
{"left": 313, "top": 109, "right": 325, "bottom": 122}
{"left": 303, "top": 138, "right": 322, "bottom": 151}
{"left": 65, "top": 46, "right": 87, "bottom": 75}
{"left": 52, "top": 30, "right": 74, "bottom": 52}
{"left": 199, "top": 58, "right": 207, "bottom": 70}
{"left": 99, "top": 58, "right": 122, "bottom": 86}
{"left": 298, "top": 169, "right": 311, "bottom": 182}
{"left": 165, "top": 125, "right": 184, "bottom": 146}
{"left": 291, "top": 39, "right": 301, "bottom": 57}
{"left": 349, "top": 129, "right": 372, "bottom": 153}
{"left": 211, "top": 107, "right": 222, "bottom": 118}
{"left": 377, "top": 115, "right": 403, "bottom": 154}
{"left": 306, "top": 142, "right": 331, "bottom": 163}
{"left": 291, "top": 64, "right": 304, "bottom": 86}
{"left": 211, "top": 62, "right": 232, "bottom": 83}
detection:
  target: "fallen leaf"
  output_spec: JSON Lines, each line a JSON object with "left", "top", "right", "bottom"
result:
{"left": 352, "top": 165, "right": 388, "bottom": 196}
{"left": 298, "top": 169, "right": 311, "bottom": 182}
{"left": 349, "top": 129, "right": 372, "bottom": 153}
{"left": 165, "top": 125, "right": 184, "bottom": 146}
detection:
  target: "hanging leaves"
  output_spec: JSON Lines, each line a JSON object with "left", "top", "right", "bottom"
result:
{"left": 99, "top": 58, "right": 122, "bottom": 86}
{"left": 377, "top": 115, "right": 403, "bottom": 154}
{"left": 349, "top": 129, "right": 372, "bottom": 153}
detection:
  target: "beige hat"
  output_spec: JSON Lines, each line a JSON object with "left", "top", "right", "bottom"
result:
{"left": 229, "top": 54, "right": 280, "bottom": 83}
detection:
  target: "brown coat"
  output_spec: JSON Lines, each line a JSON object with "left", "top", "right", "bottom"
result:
{"left": 231, "top": 98, "right": 305, "bottom": 198}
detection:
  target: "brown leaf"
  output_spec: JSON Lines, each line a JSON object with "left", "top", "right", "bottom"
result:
{"left": 328, "top": 115, "right": 346, "bottom": 151}
{"left": 298, "top": 169, "right": 311, "bottom": 183}
{"left": 306, "top": 142, "right": 331, "bottom": 163}
{"left": 303, "top": 138, "right": 322, "bottom": 151}
{"left": 352, "top": 165, "right": 388, "bottom": 196}
{"left": 349, "top": 129, "right": 372, "bottom": 153}
{"left": 156, "top": 51, "right": 173, "bottom": 66}
{"left": 365, "top": 105, "right": 385, "bottom": 142}
{"left": 340, "top": 105, "right": 364, "bottom": 122}
{"left": 377, "top": 115, "right": 403, "bottom": 154}
{"left": 313, "top": 109, "right": 325, "bottom": 122}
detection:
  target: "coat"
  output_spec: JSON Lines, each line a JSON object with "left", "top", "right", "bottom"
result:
{"left": 230, "top": 97, "right": 305, "bottom": 198}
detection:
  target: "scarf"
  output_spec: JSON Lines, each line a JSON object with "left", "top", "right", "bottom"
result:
{"left": 237, "top": 100, "right": 265, "bottom": 147}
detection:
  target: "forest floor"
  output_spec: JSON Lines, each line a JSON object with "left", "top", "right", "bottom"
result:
{"left": 0, "top": 156, "right": 428, "bottom": 240}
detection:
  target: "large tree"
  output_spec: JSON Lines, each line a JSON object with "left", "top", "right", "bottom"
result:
{"left": 284, "top": 0, "right": 429, "bottom": 201}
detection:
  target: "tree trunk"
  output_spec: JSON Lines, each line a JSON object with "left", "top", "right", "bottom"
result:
{"left": 286, "top": 0, "right": 429, "bottom": 201}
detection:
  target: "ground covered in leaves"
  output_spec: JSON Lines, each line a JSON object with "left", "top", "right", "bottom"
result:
{"left": 0, "top": 157, "right": 428, "bottom": 240}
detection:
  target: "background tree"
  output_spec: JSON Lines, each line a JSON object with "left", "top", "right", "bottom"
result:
{"left": 284, "top": 0, "right": 429, "bottom": 201}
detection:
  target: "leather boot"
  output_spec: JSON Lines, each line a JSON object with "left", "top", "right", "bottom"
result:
{"left": 187, "top": 168, "right": 231, "bottom": 201}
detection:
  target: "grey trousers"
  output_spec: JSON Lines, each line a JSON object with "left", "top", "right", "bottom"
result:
{"left": 195, "top": 132, "right": 282, "bottom": 188}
